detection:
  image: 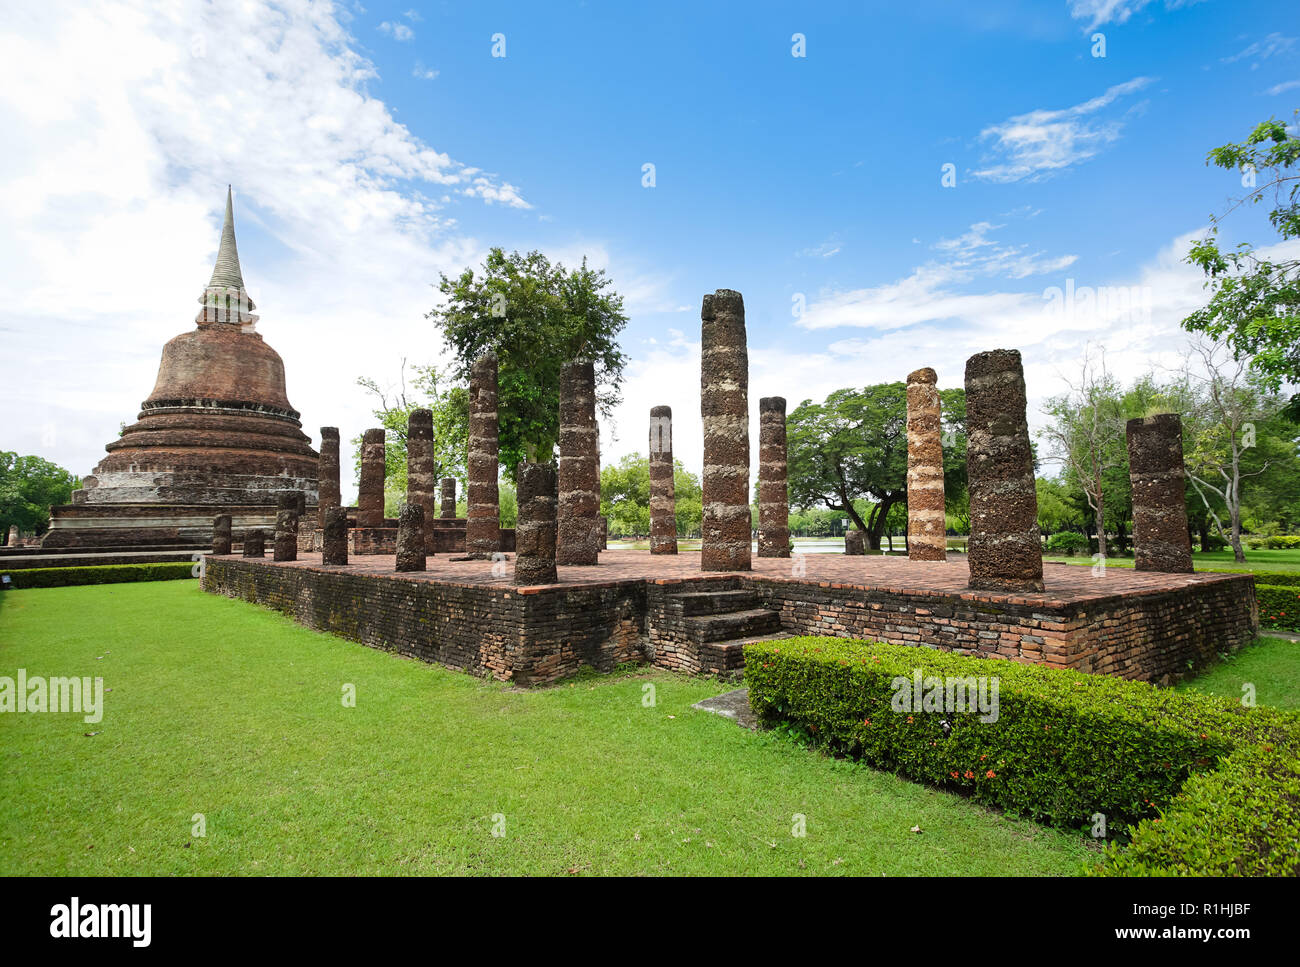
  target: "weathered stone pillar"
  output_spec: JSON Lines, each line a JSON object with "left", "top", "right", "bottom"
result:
{"left": 557, "top": 359, "right": 601, "bottom": 565}
{"left": 906, "top": 367, "right": 948, "bottom": 562}
{"left": 758, "top": 396, "right": 789, "bottom": 557}
{"left": 274, "top": 495, "right": 299, "bottom": 562}
{"left": 6, "top": 525, "right": 17, "bottom": 546}
{"left": 242, "top": 528, "right": 266, "bottom": 559}
{"left": 406, "top": 408, "right": 438, "bottom": 555}
{"left": 964, "top": 349, "right": 1043, "bottom": 592}
{"left": 465, "top": 353, "right": 501, "bottom": 558}
{"left": 318, "top": 427, "right": 341, "bottom": 528}
{"left": 845, "top": 529, "right": 865, "bottom": 555}
{"left": 514, "top": 462, "right": 558, "bottom": 585}
{"left": 649, "top": 405, "right": 678, "bottom": 555}
{"left": 321, "top": 507, "right": 349, "bottom": 565}
{"left": 439, "top": 477, "right": 457, "bottom": 518}
{"left": 357, "top": 428, "right": 386, "bottom": 528}
{"left": 212, "top": 514, "right": 232, "bottom": 555}
{"left": 396, "top": 503, "right": 426, "bottom": 572}
{"left": 700, "top": 289, "right": 751, "bottom": 571}
{"left": 1127, "top": 414, "right": 1195, "bottom": 573}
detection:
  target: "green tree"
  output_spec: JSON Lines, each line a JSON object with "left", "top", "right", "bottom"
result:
{"left": 352, "top": 361, "right": 469, "bottom": 516}
{"left": 1183, "top": 116, "right": 1300, "bottom": 421}
{"left": 428, "top": 248, "right": 629, "bottom": 477}
{"left": 1040, "top": 350, "right": 1127, "bottom": 558}
{"left": 599, "top": 453, "right": 701, "bottom": 537}
{"left": 0, "top": 453, "right": 78, "bottom": 537}
{"left": 787, "top": 382, "right": 966, "bottom": 550}
{"left": 1179, "top": 340, "right": 1291, "bottom": 562}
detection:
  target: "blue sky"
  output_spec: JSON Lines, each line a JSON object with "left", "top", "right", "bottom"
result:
{"left": 2, "top": 0, "right": 1298, "bottom": 492}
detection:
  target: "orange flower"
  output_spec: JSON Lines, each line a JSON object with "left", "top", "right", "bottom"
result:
{"left": 986, "top": 770, "right": 996, "bottom": 778}
{"left": 950, "top": 771, "right": 959, "bottom": 778}
{"left": 964, "top": 770, "right": 975, "bottom": 779}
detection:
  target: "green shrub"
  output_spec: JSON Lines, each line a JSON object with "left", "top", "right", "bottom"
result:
{"left": 1093, "top": 742, "right": 1300, "bottom": 876}
{"left": 1, "top": 562, "right": 197, "bottom": 590}
{"left": 1045, "top": 532, "right": 1088, "bottom": 555}
{"left": 1247, "top": 535, "right": 1300, "bottom": 550}
{"left": 743, "top": 637, "right": 1300, "bottom": 832}
{"left": 1258, "top": 584, "right": 1300, "bottom": 631}
{"left": 1251, "top": 571, "right": 1300, "bottom": 588}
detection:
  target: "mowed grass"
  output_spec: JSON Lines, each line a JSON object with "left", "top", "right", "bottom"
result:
{"left": 0, "top": 582, "right": 1095, "bottom": 876}
{"left": 1178, "top": 636, "right": 1300, "bottom": 711}
{"left": 1044, "top": 548, "right": 1300, "bottom": 574}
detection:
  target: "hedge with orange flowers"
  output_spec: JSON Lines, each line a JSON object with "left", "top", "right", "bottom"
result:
{"left": 1257, "top": 584, "right": 1300, "bottom": 632}
{"left": 743, "top": 637, "right": 1300, "bottom": 834}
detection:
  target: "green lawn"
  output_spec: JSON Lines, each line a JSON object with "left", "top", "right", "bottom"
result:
{"left": 0, "top": 581, "right": 1096, "bottom": 876}
{"left": 1177, "top": 636, "right": 1300, "bottom": 710}
{"left": 1044, "top": 548, "right": 1300, "bottom": 574}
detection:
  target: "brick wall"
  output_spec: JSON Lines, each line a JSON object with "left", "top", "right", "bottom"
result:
{"left": 203, "top": 559, "right": 643, "bottom": 686}
{"left": 749, "top": 573, "right": 1257, "bottom": 684}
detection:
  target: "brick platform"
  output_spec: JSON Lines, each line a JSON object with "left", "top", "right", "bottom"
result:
{"left": 201, "top": 550, "right": 1258, "bottom": 686}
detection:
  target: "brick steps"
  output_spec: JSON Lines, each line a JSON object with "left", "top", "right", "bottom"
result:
{"left": 675, "top": 588, "right": 760, "bottom": 616}
{"left": 685, "top": 607, "right": 782, "bottom": 643}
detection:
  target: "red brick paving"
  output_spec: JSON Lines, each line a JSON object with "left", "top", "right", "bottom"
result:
{"left": 214, "top": 548, "right": 1244, "bottom": 607}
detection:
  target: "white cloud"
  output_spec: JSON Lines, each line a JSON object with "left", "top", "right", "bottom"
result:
{"left": 796, "top": 238, "right": 842, "bottom": 259}
{"left": 0, "top": 0, "right": 530, "bottom": 491}
{"left": 1067, "top": 0, "right": 1202, "bottom": 32}
{"left": 412, "top": 61, "right": 439, "bottom": 80}
{"left": 1222, "top": 33, "right": 1296, "bottom": 69}
{"left": 1266, "top": 79, "right": 1300, "bottom": 95}
{"left": 972, "top": 77, "right": 1154, "bottom": 183}
{"left": 378, "top": 20, "right": 413, "bottom": 42}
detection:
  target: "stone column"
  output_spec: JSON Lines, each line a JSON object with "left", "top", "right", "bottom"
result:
{"left": 242, "top": 528, "right": 266, "bottom": 559}
{"left": 964, "top": 349, "right": 1043, "bottom": 592}
{"left": 906, "top": 367, "right": 948, "bottom": 562}
{"left": 557, "top": 359, "right": 601, "bottom": 565}
{"left": 396, "top": 503, "right": 427, "bottom": 572}
{"left": 1127, "top": 414, "right": 1195, "bottom": 573}
{"left": 318, "top": 427, "right": 341, "bottom": 528}
{"left": 357, "top": 428, "right": 386, "bottom": 528}
{"left": 700, "top": 289, "right": 751, "bottom": 571}
{"left": 439, "top": 477, "right": 457, "bottom": 518}
{"left": 649, "top": 405, "right": 678, "bottom": 555}
{"left": 6, "top": 525, "right": 17, "bottom": 546}
{"left": 514, "top": 462, "right": 558, "bottom": 585}
{"left": 845, "top": 529, "right": 865, "bottom": 555}
{"left": 212, "top": 514, "right": 232, "bottom": 555}
{"left": 322, "top": 507, "right": 349, "bottom": 565}
{"left": 274, "top": 495, "right": 299, "bottom": 562}
{"left": 465, "top": 353, "right": 501, "bottom": 558}
{"left": 758, "top": 396, "right": 790, "bottom": 558}
{"left": 406, "top": 408, "right": 438, "bottom": 555}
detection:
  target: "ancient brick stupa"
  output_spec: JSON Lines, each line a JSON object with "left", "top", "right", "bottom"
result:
{"left": 43, "top": 189, "right": 319, "bottom": 549}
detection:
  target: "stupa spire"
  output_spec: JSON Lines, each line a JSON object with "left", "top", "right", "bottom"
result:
{"left": 197, "top": 186, "right": 258, "bottom": 329}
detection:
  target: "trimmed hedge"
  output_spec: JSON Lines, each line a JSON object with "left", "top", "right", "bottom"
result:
{"left": 1, "top": 562, "right": 197, "bottom": 589}
{"left": 1250, "top": 571, "right": 1300, "bottom": 588}
{"left": 1257, "top": 584, "right": 1300, "bottom": 631}
{"left": 743, "top": 637, "right": 1300, "bottom": 833}
{"left": 1092, "top": 742, "right": 1300, "bottom": 876}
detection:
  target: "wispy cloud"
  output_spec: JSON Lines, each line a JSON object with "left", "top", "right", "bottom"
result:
{"left": 378, "top": 20, "right": 413, "bottom": 42}
{"left": 972, "top": 76, "right": 1154, "bottom": 183}
{"left": 1067, "top": 0, "right": 1203, "bottom": 32}
{"left": 796, "top": 237, "right": 842, "bottom": 259}
{"left": 1265, "top": 79, "right": 1300, "bottom": 95}
{"left": 412, "top": 61, "right": 439, "bottom": 80}
{"left": 1223, "top": 33, "right": 1297, "bottom": 70}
